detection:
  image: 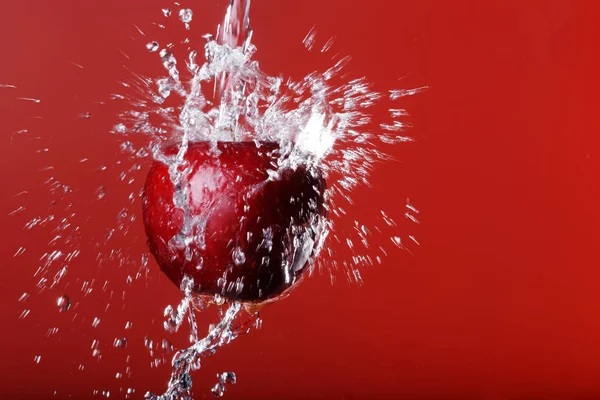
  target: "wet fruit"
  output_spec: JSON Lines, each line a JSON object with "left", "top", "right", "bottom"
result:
{"left": 142, "top": 141, "right": 327, "bottom": 303}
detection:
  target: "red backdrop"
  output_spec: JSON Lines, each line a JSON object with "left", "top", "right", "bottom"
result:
{"left": 0, "top": 0, "right": 597, "bottom": 399}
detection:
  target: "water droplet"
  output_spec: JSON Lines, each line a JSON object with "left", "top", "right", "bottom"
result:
{"left": 232, "top": 247, "right": 246, "bottom": 265}
{"left": 112, "top": 123, "right": 127, "bottom": 134}
{"left": 45, "top": 327, "right": 59, "bottom": 337}
{"left": 161, "top": 339, "right": 174, "bottom": 352}
{"left": 96, "top": 186, "right": 106, "bottom": 200}
{"left": 136, "top": 147, "right": 149, "bottom": 158}
{"left": 188, "top": 50, "right": 199, "bottom": 73}
{"left": 18, "top": 97, "right": 41, "bottom": 103}
{"left": 120, "top": 141, "right": 135, "bottom": 154}
{"left": 179, "top": 8, "right": 193, "bottom": 24}
{"left": 9, "top": 206, "right": 26, "bottom": 216}
{"left": 117, "top": 208, "right": 128, "bottom": 222}
{"left": 409, "top": 235, "right": 420, "bottom": 246}
{"left": 162, "top": 8, "right": 171, "bottom": 17}
{"left": 389, "top": 86, "right": 429, "bottom": 100}
{"left": 57, "top": 295, "right": 71, "bottom": 312}
{"left": 34, "top": 355, "right": 41, "bottom": 364}
{"left": 114, "top": 338, "right": 128, "bottom": 348}
{"left": 391, "top": 236, "right": 402, "bottom": 248}
{"left": 218, "top": 372, "right": 236, "bottom": 385}
{"left": 92, "top": 317, "right": 101, "bottom": 328}
{"left": 146, "top": 41, "right": 159, "bottom": 52}
{"left": 321, "top": 37, "right": 335, "bottom": 53}
{"left": 211, "top": 382, "right": 225, "bottom": 397}
{"left": 157, "top": 78, "right": 173, "bottom": 98}
{"left": 390, "top": 108, "right": 409, "bottom": 118}
{"left": 303, "top": 26, "right": 318, "bottom": 50}
{"left": 96, "top": 186, "right": 107, "bottom": 200}
{"left": 125, "top": 321, "right": 133, "bottom": 330}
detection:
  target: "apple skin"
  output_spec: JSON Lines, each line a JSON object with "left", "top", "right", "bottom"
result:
{"left": 142, "top": 141, "right": 327, "bottom": 303}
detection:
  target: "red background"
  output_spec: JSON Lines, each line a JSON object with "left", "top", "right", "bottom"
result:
{"left": 0, "top": 0, "right": 598, "bottom": 399}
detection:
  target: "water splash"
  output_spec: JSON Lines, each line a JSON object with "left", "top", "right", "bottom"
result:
{"left": 11, "top": 0, "right": 424, "bottom": 396}
{"left": 108, "top": 0, "right": 425, "bottom": 395}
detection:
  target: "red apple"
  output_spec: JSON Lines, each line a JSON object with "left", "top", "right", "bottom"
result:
{"left": 142, "top": 141, "right": 327, "bottom": 303}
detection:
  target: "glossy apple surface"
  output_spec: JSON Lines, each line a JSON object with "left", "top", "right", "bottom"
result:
{"left": 142, "top": 141, "right": 327, "bottom": 303}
